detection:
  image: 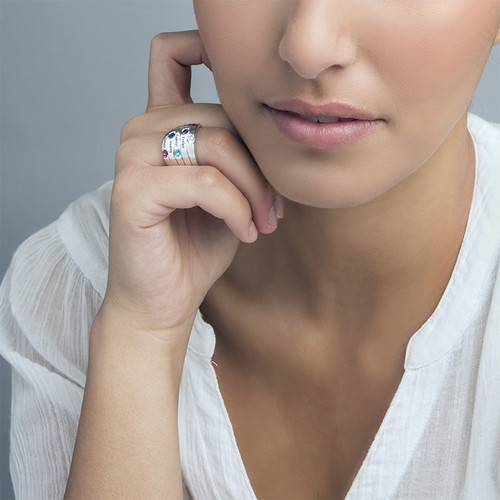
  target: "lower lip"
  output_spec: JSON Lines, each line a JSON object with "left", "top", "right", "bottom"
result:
{"left": 267, "top": 107, "right": 382, "bottom": 149}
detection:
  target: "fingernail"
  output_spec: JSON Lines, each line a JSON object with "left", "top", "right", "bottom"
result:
{"left": 268, "top": 206, "right": 278, "bottom": 229}
{"left": 248, "top": 221, "right": 258, "bottom": 241}
{"left": 274, "top": 193, "right": 284, "bottom": 219}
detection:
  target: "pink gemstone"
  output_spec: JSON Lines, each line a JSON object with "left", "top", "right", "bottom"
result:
{"left": 163, "top": 150, "right": 168, "bottom": 157}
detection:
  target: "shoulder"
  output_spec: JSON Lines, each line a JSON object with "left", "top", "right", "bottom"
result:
{"left": 467, "top": 113, "right": 500, "bottom": 162}
{"left": 467, "top": 114, "right": 500, "bottom": 238}
{"left": 56, "top": 180, "right": 113, "bottom": 296}
{"left": 0, "top": 181, "right": 113, "bottom": 384}
{"left": 15, "top": 180, "right": 113, "bottom": 299}
{"left": 470, "top": 115, "right": 500, "bottom": 374}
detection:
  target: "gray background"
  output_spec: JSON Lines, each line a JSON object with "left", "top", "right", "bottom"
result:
{"left": 0, "top": 1, "right": 499, "bottom": 498}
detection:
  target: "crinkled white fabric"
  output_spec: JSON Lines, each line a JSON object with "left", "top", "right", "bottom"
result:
{"left": 1, "top": 114, "right": 499, "bottom": 500}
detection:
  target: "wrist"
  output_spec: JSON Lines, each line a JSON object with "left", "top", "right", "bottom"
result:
{"left": 90, "top": 304, "right": 196, "bottom": 376}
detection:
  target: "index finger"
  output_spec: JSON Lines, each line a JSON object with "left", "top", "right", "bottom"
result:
{"left": 146, "top": 30, "right": 209, "bottom": 112}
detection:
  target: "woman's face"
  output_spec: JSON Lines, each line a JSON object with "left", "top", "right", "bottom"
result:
{"left": 193, "top": 0, "right": 500, "bottom": 208}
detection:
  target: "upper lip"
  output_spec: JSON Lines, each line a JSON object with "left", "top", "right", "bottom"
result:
{"left": 266, "top": 99, "right": 380, "bottom": 121}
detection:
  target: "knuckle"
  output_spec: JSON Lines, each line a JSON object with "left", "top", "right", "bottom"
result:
{"left": 207, "top": 128, "right": 236, "bottom": 157}
{"left": 195, "top": 166, "right": 221, "bottom": 189}
{"left": 150, "top": 32, "right": 173, "bottom": 54}
{"left": 119, "top": 114, "right": 145, "bottom": 143}
{"left": 115, "top": 136, "right": 141, "bottom": 169}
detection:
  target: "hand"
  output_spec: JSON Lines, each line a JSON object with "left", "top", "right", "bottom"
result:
{"left": 99, "top": 30, "right": 282, "bottom": 344}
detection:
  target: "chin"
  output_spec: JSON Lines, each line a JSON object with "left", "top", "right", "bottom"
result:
{"left": 272, "top": 174, "right": 393, "bottom": 210}
{"left": 254, "top": 152, "right": 398, "bottom": 210}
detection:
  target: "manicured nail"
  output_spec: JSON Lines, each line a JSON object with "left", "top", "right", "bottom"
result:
{"left": 268, "top": 206, "right": 278, "bottom": 229}
{"left": 248, "top": 221, "right": 258, "bottom": 241}
{"left": 274, "top": 193, "right": 284, "bottom": 219}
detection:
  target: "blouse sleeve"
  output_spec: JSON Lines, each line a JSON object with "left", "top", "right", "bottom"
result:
{"left": 0, "top": 188, "right": 109, "bottom": 499}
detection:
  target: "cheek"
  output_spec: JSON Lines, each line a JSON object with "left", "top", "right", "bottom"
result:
{"left": 358, "top": 1, "right": 498, "bottom": 182}
{"left": 194, "top": 1, "right": 279, "bottom": 74}
{"left": 371, "top": 2, "right": 496, "bottom": 124}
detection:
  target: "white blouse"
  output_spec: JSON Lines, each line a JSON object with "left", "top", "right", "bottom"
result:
{"left": 1, "top": 113, "right": 500, "bottom": 500}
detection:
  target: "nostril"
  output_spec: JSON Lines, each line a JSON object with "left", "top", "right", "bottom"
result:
{"left": 278, "top": 4, "right": 357, "bottom": 80}
{"left": 279, "top": 38, "right": 319, "bottom": 79}
{"left": 279, "top": 31, "right": 356, "bottom": 80}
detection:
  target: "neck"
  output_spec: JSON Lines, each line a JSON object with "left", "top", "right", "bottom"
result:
{"left": 225, "top": 113, "right": 475, "bottom": 335}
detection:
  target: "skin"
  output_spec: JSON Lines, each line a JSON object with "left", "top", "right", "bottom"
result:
{"left": 192, "top": 0, "right": 500, "bottom": 496}
{"left": 194, "top": 0, "right": 500, "bottom": 208}
{"left": 192, "top": 0, "right": 500, "bottom": 340}
{"left": 66, "top": 2, "right": 500, "bottom": 499}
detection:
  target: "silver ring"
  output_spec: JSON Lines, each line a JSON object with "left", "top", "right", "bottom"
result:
{"left": 162, "top": 124, "right": 200, "bottom": 166}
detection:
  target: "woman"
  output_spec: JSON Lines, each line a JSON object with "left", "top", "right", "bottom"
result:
{"left": 1, "top": 0, "right": 500, "bottom": 498}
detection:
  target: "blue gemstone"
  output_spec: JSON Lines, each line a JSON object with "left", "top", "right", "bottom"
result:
{"left": 168, "top": 132, "right": 176, "bottom": 139}
{"left": 174, "top": 149, "right": 182, "bottom": 158}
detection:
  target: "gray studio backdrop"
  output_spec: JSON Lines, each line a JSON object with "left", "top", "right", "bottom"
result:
{"left": 1, "top": 1, "right": 499, "bottom": 499}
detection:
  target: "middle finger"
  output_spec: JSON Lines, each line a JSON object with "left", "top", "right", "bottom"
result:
{"left": 117, "top": 128, "right": 281, "bottom": 234}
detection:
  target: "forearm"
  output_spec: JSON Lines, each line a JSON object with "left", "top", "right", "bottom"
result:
{"left": 65, "top": 311, "right": 191, "bottom": 499}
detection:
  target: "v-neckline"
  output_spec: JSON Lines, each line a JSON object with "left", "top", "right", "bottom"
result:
{"left": 207, "top": 350, "right": 411, "bottom": 499}
{"left": 185, "top": 114, "right": 494, "bottom": 499}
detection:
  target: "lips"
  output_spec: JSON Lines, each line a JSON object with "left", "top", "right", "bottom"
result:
{"left": 268, "top": 99, "right": 379, "bottom": 121}
{"left": 287, "top": 112, "right": 355, "bottom": 123}
{"left": 265, "top": 100, "right": 382, "bottom": 149}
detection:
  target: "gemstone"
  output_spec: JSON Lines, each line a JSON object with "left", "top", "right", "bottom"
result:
{"left": 182, "top": 128, "right": 189, "bottom": 135}
{"left": 174, "top": 149, "right": 182, "bottom": 158}
{"left": 168, "top": 132, "right": 176, "bottom": 139}
{"left": 163, "top": 150, "right": 168, "bottom": 158}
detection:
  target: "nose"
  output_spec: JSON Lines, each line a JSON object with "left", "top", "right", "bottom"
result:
{"left": 278, "top": 0, "right": 357, "bottom": 79}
